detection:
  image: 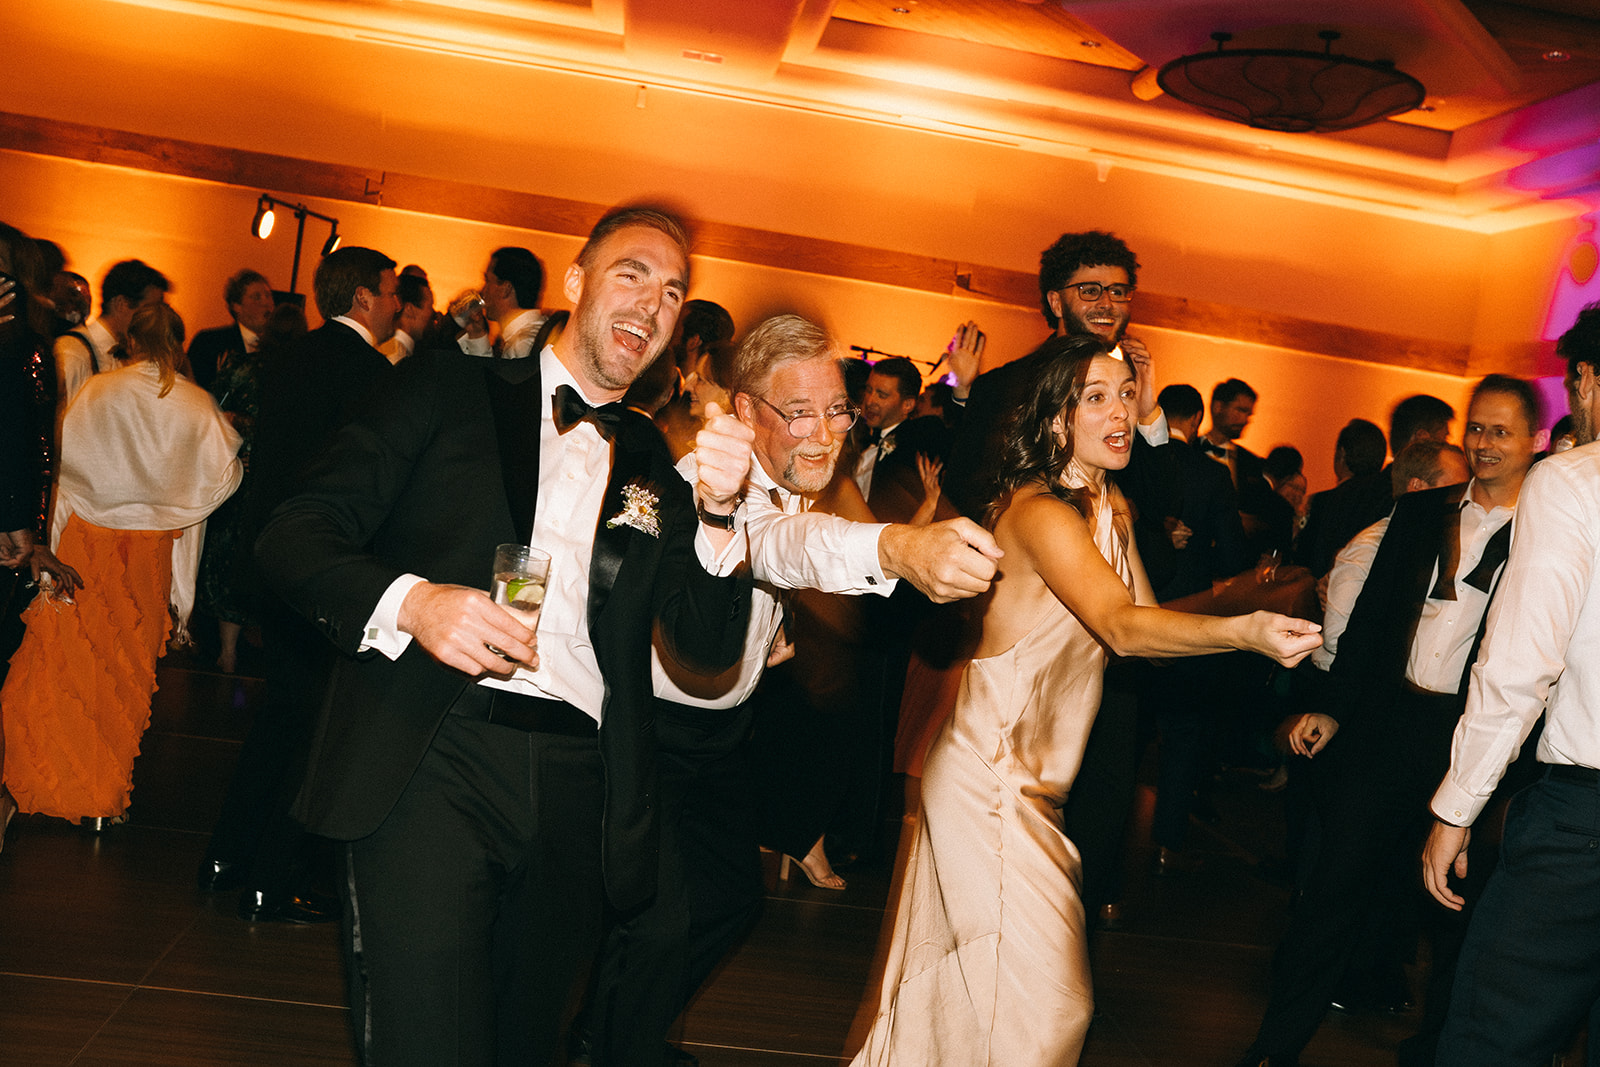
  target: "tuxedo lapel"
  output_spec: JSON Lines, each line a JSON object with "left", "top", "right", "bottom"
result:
{"left": 588, "top": 418, "right": 654, "bottom": 631}
{"left": 485, "top": 360, "right": 544, "bottom": 544}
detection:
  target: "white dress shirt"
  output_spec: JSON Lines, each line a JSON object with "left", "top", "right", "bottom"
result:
{"left": 359, "top": 344, "right": 742, "bottom": 723}
{"left": 1432, "top": 444, "right": 1600, "bottom": 825}
{"left": 1406, "top": 488, "right": 1513, "bottom": 694}
{"left": 239, "top": 323, "right": 262, "bottom": 354}
{"left": 54, "top": 317, "right": 118, "bottom": 407}
{"left": 458, "top": 308, "right": 545, "bottom": 360}
{"left": 652, "top": 455, "right": 895, "bottom": 709}
{"left": 853, "top": 415, "right": 906, "bottom": 501}
{"left": 1310, "top": 515, "right": 1389, "bottom": 672}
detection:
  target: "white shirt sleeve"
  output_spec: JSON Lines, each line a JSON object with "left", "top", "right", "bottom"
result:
{"left": 1137, "top": 409, "right": 1170, "bottom": 447}
{"left": 457, "top": 333, "right": 492, "bottom": 357}
{"left": 358, "top": 573, "right": 427, "bottom": 660}
{"left": 1431, "top": 460, "right": 1597, "bottom": 825}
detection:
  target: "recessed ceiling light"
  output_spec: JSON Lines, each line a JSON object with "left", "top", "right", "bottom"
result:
{"left": 1080, "top": 40, "right": 1101, "bottom": 48}
{"left": 1544, "top": 49, "right": 1572, "bottom": 63}
{"left": 892, "top": 6, "right": 910, "bottom": 13}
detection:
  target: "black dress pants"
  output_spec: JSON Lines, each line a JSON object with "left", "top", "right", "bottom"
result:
{"left": 343, "top": 711, "right": 605, "bottom": 1067}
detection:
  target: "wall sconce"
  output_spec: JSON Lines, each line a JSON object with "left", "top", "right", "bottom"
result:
{"left": 249, "top": 193, "right": 341, "bottom": 293}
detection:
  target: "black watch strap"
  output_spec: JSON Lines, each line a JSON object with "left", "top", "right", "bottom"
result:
{"left": 696, "top": 499, "right": 737, "bottom": 530}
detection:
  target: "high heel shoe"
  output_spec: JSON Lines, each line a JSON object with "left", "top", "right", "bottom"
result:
{"left": 780, "top": 851, "right": 846, "bottom": 891}
{"left": 0, "top": 785, "right": 16, "bottom": 855}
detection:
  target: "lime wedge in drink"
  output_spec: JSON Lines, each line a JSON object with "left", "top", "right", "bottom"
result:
{"left": 506, "top": 577, "right": 546, "bottom": 607}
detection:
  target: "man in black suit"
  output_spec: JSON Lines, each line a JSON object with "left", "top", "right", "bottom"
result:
{"left": 199, "top": 248, "right": 399, "bottom": 923}
{"left": 1235, "top": 374, "right": 1547, "bottom": 1067}
{"left": 1295, "top": 394, "right": 1454, "bottom": 578}
{"left": 943, "top": 230, "right": 1163, "bottom": 522}
{"left": 255, "top": 207, "right": 753, "bottom": 1066}
{"left": 853, "top": 356, "right": 948, "bottom": 524}
{"left": 185, "top": 268, "right": 275, "bottom": 390}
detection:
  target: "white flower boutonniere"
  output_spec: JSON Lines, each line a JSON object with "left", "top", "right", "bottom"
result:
{"left": 878, "top": 432, "right": 897, "bottom": 459}
{"left": 607, "top": 481, "right": 662, "bottom": 538}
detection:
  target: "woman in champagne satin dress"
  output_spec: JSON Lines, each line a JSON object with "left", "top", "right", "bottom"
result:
{"left": 851, "top": 335, "right": 1321, "bottom": 1066}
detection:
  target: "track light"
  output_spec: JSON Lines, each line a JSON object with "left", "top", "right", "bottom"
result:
{"left": 247, "top": 194, "right": 341, "bottom": 294}
{"left": 251, "top": 196, "right": 275, "bottom": 239}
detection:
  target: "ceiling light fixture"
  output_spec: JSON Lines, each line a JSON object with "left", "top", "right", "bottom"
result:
{"left": 248, "top": 194, "right": 342, "bottom": 293}
{"left": 1156, "top": 31, "right": 1425, "bottom": 134}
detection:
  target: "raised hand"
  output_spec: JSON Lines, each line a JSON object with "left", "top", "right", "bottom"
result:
{"left": 945, "top": 320, "right": 986, "bottom": 396}
{"left": 694, "top": 400, "right": 754, "bottom": 513}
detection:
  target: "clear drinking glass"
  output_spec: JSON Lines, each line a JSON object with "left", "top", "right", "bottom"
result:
{"left": 488, "top": 544, "right": 551, "bottom": 657}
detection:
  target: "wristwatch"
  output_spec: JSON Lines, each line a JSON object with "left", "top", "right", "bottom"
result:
{"left": 696, "top": 499, "right": 737, "bottom": 530}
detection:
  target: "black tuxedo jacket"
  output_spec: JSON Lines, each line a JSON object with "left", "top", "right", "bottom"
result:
{"left": 255, "top": 349, "right": 749, "bottom": 909}
{"left": 252, "top": 320, "right": 393, "bottom": 528}
{"left": 1324, "top": 482, "right": 1499, "bottom": 732}
{"left": 1133, "top": 437, "right": 1248, "bottom": 601}
{"left": 186, "top": 323, "right": 246, "bottom": 392}
{"left": 943, "top": 347, "right": 1045, "bottom": 521}
{"left": 867, "top": 414, "right": 951, "bottom": 524}
{"left": 1295, "top": 469, "right": 1393, "bottom": 578}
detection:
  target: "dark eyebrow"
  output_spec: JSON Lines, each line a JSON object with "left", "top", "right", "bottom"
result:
{"left": 611, "top": 256, "right": 688, "bottom": 296}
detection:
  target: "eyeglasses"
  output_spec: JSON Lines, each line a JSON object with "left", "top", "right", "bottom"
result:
{"left": 1059, "top": 282, "right": 1135, "bottom": 303}
{"left": 752, "top": 394, "right": 859, "bottom": 438}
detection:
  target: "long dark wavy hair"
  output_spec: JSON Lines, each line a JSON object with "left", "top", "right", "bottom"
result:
{"left": 985, "top": 333, "right": 1119, "bottom": 530}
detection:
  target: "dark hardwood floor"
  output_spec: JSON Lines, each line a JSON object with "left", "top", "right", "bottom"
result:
{"left": 1, "top": 655, "right": 1452, "bottom": 1065}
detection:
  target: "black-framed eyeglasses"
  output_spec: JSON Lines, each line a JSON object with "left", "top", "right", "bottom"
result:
{"left": 751, "top": 394, "right": 859, "bottom": 438}
{"left": 1060, "top": 282, "right": 1135, "bottom": 303}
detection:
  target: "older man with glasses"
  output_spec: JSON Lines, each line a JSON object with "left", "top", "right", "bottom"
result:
{"left": 576, "top": 313, "right": 1002, "bottom": 1066}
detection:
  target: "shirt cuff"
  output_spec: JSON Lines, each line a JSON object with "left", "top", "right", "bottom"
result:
{"left": 360, "top": 573, "right": 427, "bottom": 660}
{"left": 697, "top": 522, "right": 748, "bottom": 577}
{"left": 1429, "top": 778, "right": 1486, "bottom": 828}
{"left": 859, "top": 524, "right": 898, "bottom": 594}
{"left": 457, "top": 334, "right": 492, "bottom": 357}
{"left": 1137, "top": 410, "right": 1169, "bottom": 446}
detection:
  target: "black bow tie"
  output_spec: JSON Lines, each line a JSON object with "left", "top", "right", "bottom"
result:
{"left": 866, "top": 428, "right": 883, "bottom": 446}
{"left": 553, "top": 384, "right": 625, "bottom": 438}
{"left": 1200, "top": 439, "right": 1229, "bottom": 458}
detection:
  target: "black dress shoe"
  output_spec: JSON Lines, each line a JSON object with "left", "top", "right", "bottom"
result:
{"left": 237, "top": 889, "right": 339, "bottom": 924}
{"left": 197, "top": 858, "right": 246, "bottom": 893}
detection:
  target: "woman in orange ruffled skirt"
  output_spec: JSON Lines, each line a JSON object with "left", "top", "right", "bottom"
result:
{"left": 3, "top": 303, "right": 241, "bottom": 825}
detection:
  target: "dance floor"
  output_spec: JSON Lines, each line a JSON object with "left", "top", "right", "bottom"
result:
{"left": 1, "top": 656, "right": 1446, "bottom": 1065}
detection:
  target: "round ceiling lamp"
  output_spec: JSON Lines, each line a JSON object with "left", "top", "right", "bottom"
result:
{"left": 1156, "top": 31, "right": 1425, "bottom": 134}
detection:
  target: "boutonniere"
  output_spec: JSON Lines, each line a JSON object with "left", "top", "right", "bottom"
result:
{"left": 606, "top": 481, "right": 661, "bottom": 538}
{"left": 878, "top": 432, "right": 897, "bottom": 459}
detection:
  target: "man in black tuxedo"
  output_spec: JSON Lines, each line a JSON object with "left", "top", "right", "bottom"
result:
{"left": 199, "top": 248, "right": 400, "bottom": 923}
{"left": 943, "top": 230, "right": 1164, "bottom": 522}
{"left": 255, "top": 207, "right": 753, "bottom": 1066}
{"left": 852, "top": 356, "right": 948, "bottom": 524}
{"left": 1197, "top": 377, "right": 1297, "bottom": 561}
{"left": 185, "top": 268, "right": 275, "bottom": 390}
{"left": 1295, "top": 394, "right": 1454, "bottom": 578}
{"left": 1235, "top": 375, "right": 1547, "bottom": 1067}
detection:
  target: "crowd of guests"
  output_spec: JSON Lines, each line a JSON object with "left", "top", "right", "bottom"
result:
{"left": 1, "top": 206, "right": 1598, "bottom": 1067}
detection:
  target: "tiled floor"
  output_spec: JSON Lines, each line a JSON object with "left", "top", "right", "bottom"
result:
{"left": 1, "top": 656, "right": 1453, "bottom": 1065}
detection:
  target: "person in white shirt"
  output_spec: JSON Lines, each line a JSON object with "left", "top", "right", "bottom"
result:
{"left": 54, "top": 258, "right": 170, "bottom": 407}
{"left": 457, "top": 245, "right": 547, "bottom": 360}
{"left": 583, "top": 312, "right": 1003, "bottom": 1067}
{"left": 1238, "top": 375, "right": 1546, "bottom": 1067}
{"left": 1422, "top": 304, "right": 1600, "bottom": 1065}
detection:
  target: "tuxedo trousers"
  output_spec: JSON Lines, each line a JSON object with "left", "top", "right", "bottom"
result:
{"left": 342, "top": 707, "right": 605, "bottom": 1067}
{"left": 1437, "top": 768, "right": 1600, "bottom": 1066}
{"left": 1249, "top": 686, "right": 1459, "bottom": 1056}
{"left": 588, "top": 742, "right": 763, "bottom": 1065}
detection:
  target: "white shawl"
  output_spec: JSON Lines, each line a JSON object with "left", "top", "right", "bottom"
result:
{"left": 53, "top": 362, "right": 244, "bottom": 636}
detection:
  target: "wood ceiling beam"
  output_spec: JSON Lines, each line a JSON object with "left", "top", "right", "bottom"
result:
{"left": 0, "top": 109, "right": 1501, "bottom": 377}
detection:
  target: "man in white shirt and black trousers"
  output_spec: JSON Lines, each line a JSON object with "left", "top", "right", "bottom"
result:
{"left": 581, "top": 313, "right": 1002, "bottom": 1066}
{"left": 1424, "top": 303, "right": 1600, "bottom": 1065}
